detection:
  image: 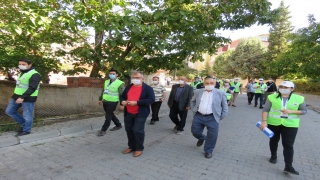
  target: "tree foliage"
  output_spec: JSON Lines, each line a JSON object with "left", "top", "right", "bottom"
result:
{"left": 228, "top": 37, "right": 266, "bottom": 80}
{"left": 262, "top": 0, "right": 292, "bottom": 79}
{"left": 278, "top": 15, "right": 320, "bottom": 79}
{"left": 0, "top": 0, "right": 276, "bottom": 79}
{"left": 212, "top": 50, "right": 234, "bottom": 78}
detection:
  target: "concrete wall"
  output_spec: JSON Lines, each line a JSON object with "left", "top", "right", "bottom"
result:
{"left": 0, "top": 80, "right": 104, "bottom": 120}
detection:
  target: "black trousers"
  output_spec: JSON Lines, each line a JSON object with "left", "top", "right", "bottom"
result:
{"left": 124, "top": 113, "right": 147, "bottom": 151}
{"left": 151, "top": 101, "right": 162, "bottom": 121}
{"left": 247, "top": 92, "right": 255, "bottom": 103}
{"left": 101, "top": 102, "right": 122, "bottom": 131}
{"left": 268, "top": 124, "right": 298, "bottom": 167}
{"left": 169, "top": 101, "right": 188, "bottom": 131}
{"left": 254, "top": 93, "right": 264, "bottom": 108}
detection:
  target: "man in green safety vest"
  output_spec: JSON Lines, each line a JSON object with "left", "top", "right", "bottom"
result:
{"left": 5, "top": 58, "right": 41, "bottom": 136}
{"left": 190, "top": 77, "right": 201, "bottom": 90}
{"left": 259, "top": 81, "right": 307, "bottom": 175}
{"left": 253, "top": 78, "right": 267, "bottom": 109}
{"left": 97, "top": 69, "right": 125, "bottom": 136}
{"left": 229, "top": 77, "right": 242, "bottom": 107}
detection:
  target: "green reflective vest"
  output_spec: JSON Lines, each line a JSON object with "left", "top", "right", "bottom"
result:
{"left": 220, "top": 87, "right": 232, "bottom": 100}
{"left": 14, "top": 69, "right": 40, "bottom": 96}
{"left": 254, "top": 83, "right": 267, "bottom": 94}
{"left": 102, "top": 79, "right": 124, "bottom": 102}
{"left": 230, "top": 82, "right": 241, "bottom": 92}
{"left": 267, "top": 94, "right": 304, "bottom": 128}
{"left": 191, "top": 81, "right": 201, "bottom": 90}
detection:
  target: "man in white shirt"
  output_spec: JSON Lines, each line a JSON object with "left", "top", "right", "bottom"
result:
{"left": 190, "top": 76, "right": 228, "bottom": 158}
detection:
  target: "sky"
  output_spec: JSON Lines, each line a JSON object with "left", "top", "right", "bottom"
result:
{"left": 218, "top": 0, "right": 320, "bottom": 40}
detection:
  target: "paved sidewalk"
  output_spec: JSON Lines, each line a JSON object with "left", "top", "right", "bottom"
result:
{"left": 1, "top": 92, "right": 320, "bottom": 180}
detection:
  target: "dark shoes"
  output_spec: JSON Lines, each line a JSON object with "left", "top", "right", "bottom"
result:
{"left": 196, "top": 140, "right": 204, "bottom": 147}
{"left": 269, "top": 155, "right": 277, "bottom": 164}
{"left": 97, "top": 130, "right": 106, "bottom": 136}
{"left": 110, "top": 126, "right": 122, "bottom": 131}
{"left": 259, "top": 107, "right": 264, "bottom": 109}
{"left": 232, "top": 105, "right": 236, "bottom": 107}
{"left": 150, "top": 120, "right": 155, "bottom": 125}
{"left": 254, "top": 105, "right": 257, "bottom": 107}
{"left": 16, "top": 127, "right": 23, "bottom": 133}
{"left": 173, "top": 125, "right": 178, "bottom": 131}
{"left": 15, "top": 131, "right": 30, "bottom": 137}
{"left": 284, "top": 166, "right": 299, "bottom": 175}
{"left": 205, "top": 152, "right": 212, "bottom": 159}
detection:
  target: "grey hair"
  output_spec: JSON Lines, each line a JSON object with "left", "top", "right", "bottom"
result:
{"left": 131, "top": 71, "right": 144, "bottom": 78}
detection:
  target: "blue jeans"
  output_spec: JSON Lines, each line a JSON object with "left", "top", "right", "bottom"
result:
{"left": 191, "top": 113, "right": 219, "bottom": 153}
{"left": 5, "top": 99, "right": 35, "bottom": 132}
{"left": 124, "top": 113, "right": 147, "bottom": 151}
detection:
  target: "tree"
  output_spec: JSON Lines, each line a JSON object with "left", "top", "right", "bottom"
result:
{"left": 199, "top": 53, "right": 214, "bottom": 77}
{"left": 263, "top": 0, "right": 292, "bottom": 80}
{"left": 1, "top": 0, "right": 276, "bottom": 79}
{"left": 0, "top": 0, "right": 83, "bottom": 82}
{"left": 212, "top": 50, "right": 234, "bottom": 78}
{"left": 278, "top": 15, "right": 320, "bottom": 79}
{"left": 228, "top": 37, "right": 266, "bottom": 81}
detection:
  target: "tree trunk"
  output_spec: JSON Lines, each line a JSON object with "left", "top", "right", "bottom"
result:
{"left": 90, "top": 30, "right": 104, "bottom": 77}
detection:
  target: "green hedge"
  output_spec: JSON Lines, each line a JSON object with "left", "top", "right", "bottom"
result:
{"left": 293, "top": 79, "right": 320, "bottom": 93}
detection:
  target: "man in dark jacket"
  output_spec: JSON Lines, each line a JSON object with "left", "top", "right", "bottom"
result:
{"left": 167, "top": 76, "right": 193, "bottom": 135}
{"left": 120, "top": 72, "right": 155, "bottom": 157}
{"left": 5, "top": 58, "right": 41, "bottom": 136}
{"left": 264, "top": 78, "right": 277, "bottom": 104}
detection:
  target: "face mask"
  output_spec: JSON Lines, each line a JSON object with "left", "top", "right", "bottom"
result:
{"left": 279, "top": 89, "right": 291, "bottom": 94}
{"left": 153, "top": 81, "right": 159, "bottom": 84}
{"left": 131, "top": 79, "right": 141, "bottom": 85}
{"left": 179, "top": 80, "right": 184, "bottom": 84}
{"left": 109, "top": 74, "right": 116, "bottom": 79}
{"left": 205, "top": 85, "right": 215, "bottom": 91}
{"left": 259, "top": 81, "right": 263, "bottom": 83}
{"left": 268, "top": 80, "right": 272, "bottom": 83}
{"left": 194, "top": 80, "right": 199, "bottom": 83}
{"left": 18, "top": 65, "right": 28, "bottom": 70}
{"left": 224, "top": 83, "right": 229, "bottom": 86}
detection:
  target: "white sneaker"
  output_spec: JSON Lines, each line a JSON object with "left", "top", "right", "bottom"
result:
{"left": 176, "top": 131, "right": 182, "bottom": 135}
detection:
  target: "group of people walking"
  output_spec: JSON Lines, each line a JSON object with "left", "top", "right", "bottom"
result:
{"left": 5, "top": 60, "right": 307, "bottom": 175}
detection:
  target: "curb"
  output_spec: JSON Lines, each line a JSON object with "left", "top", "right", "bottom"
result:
{"left": 0, "top": 112, "right": 170, "bottom": 149}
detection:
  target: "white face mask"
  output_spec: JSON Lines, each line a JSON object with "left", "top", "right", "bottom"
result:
{"left": 268, "top": 80, "right": 272, "bottom": 83}
{"left": 18, "top": 65, "right": 28, "bottom": 70}
{"left": 179, "top": 80, "right": 184, "bottom": 84}
{"left": 279, "top": 89, "right": 291, "bottom": 94}
{"left": 205, "top": 85, "right": 215, "bottom": 91}
{"left": 153, "top": 81, "right": 159, "bottom": 85}
{"left": 131, "top": 79, "right": 141, "bottom": 85}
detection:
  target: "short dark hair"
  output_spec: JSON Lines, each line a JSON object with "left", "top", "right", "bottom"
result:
{"left": 153, "top": 76, "right": 159, "bottom": 80}
{"left": 109, "top": 69, "right": 118, "bottom": 74}
{"left": 18, "top": 58, "right": 32, "bottom": 64}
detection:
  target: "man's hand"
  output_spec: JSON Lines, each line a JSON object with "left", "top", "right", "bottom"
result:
{"left": 127, "top": 101, "right": 137, "bottom": 106}
{"left": 98, "top": 101, "right": 102, "bottom": 106}
{"left": 186, "top": 106, "right": 191, "bottom": 110}
{"left": 15, "top": 98, "right": 24, "bottom": 104}
{"left": 122, "top": 101, "right": 128, "bottom": 106}
{"left": 259, "top": 121, "right": 268, "bottom": 131}
{"left": 119, "top": 106, "right": 124, "bottom": 111}
{"left": 280, "top": 109, "right": 291, "bottom": 114}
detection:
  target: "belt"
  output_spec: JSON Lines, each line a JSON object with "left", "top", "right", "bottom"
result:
{"left": 197, "top": 111, "right": 213, "bottom": 116}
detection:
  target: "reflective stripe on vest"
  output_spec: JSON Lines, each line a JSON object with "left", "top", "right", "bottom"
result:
{"left": 230, "top": 82, "right": 241, "bottom": 92}
{"left": 14, "top": 69, "right": 40, "bottom": 97}
{"left": 267, "top": 94, "right": 304, "bottom": 127}
{"left": 102, "top": 79, "right": 124, "bottom": 102}
{"left": 255, "top": 83, "right": 266, "bottom": 94}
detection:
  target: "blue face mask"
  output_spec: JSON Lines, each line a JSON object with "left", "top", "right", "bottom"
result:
{"left": 109, "top": 74, "right": 116, "bottom": 79}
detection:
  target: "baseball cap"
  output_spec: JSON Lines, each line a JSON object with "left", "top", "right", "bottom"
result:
{"left": 279, "top": 81, "right": 295, "bottom": 88}
{"left": 259, "top": 78, "right": 264, "bottom": 81}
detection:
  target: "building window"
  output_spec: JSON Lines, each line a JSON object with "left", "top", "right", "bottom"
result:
{"left": 261, "top": 36, "right": 268, "bottom": 42}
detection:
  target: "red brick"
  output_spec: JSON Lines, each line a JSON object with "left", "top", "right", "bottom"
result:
{"left": 67, "top": 83, "right": 79, "bottom": 88}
